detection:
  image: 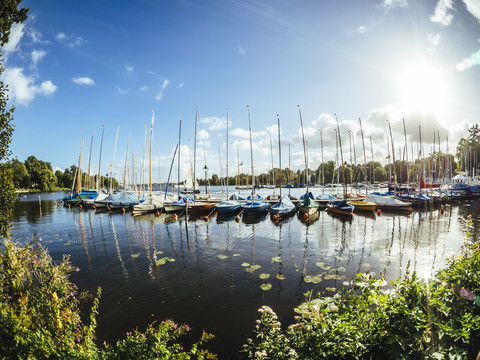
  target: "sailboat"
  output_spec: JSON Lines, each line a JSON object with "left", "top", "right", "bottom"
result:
{"left": 241, "top": 106, "right": 270, "bottom": 217}
{"left": 327, "top": 115, "right": 354, "bottom": 217}
{"left": 270, "top": 115, "right": 296, "bottom": 219}
{"left": 296, "top": 106, "right": 319, "bottom": 217}
{"left": 216, "top": 109, "right": 243, "bottom": 215}
{"left": 181, "top": 165, "right": 200, "bottom": 194}
{"left": 132, "top": 112, "right": 177, "bottom": 216}
{"left": 187, "top": 106, "right": 217, "bottom": 217}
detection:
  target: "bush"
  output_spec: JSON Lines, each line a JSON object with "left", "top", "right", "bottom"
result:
{"left": 243, "top": 239, "right": 480, "bottom": 359}
{"left": 0, "top": 238, "right": 216, "bottom": 359}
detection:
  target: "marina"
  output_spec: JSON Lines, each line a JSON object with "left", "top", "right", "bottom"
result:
{"left": 11, "top": 187, "right": 478, "bottom": 358}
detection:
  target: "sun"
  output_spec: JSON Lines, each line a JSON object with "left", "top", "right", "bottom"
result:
{"left": 396, "top": 61, "right": 449, "bottom": 116}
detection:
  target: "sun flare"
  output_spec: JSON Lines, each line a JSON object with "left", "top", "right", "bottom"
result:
{"left": 396, "top": 62, "right": 449, "bottom": 116}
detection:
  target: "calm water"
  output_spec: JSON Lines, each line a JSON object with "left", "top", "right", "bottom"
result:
{"left": 10, "top": 188, "right": 479, "bottom": 359}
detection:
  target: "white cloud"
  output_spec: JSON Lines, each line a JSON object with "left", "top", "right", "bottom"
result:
{"left": 125, "top": 65, "right": 134, "bottom": 72}
{"left": 55, "top": 32, "right": 86, "bottom": 48}
{"left": 427, "top": 33, "right": 441, "bottom": 46}
{"left": 140, "top": 86, "right": 149, "bottom": 92}
{"left": 155, "top": 79, "right": 170, "bottom": 101}
{"left": 73, "top": 77, "right": 95, "bottom": 86}
{"left": 31, "top": 50, "right": 47, "bottom": 65}
{"left": 380, "top": 0, "right": 408, "bottom": 11}
{"left": 356, "top": 25, "right": 366, "bottom": 34}
{"left": 462, "top": 0, "right": 480, "bottom": 24}
{"left": 116, "top": 86, "right": 129, "bottom": 95}
{"left": 231, "top": 128, "right": 250, "bottom": 139}
{"left": 198, "top": 129, "right": 209, "bottom": 140}
{"left": 2, "top": 22, "right": 25, "bottom": 56}
{"left": 178, "top": 82, "right": 184, "bottom": 88}
{"left": 430, "top": 0, "right": 454, "bottom": 26}
{"left": 237, "top": 46, "right": 246, "bottom": 55}
{"left": 200, "top": 116, "right": 227, "bottom": 131}
{"left": 1, "top": 67, "right": 57, "bottom": 106}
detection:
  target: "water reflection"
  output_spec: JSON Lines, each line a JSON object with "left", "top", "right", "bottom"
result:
{"left": 10, "top": 196, "right": 472, "bottom": 358}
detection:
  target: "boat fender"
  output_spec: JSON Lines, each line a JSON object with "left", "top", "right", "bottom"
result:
{"left": 377, "top": 209, "right": 381, "bottom": 216}
{"left": 303, "top": 213, "right": 308, "bottom": 219}
{"left": 156, "top": 211, "right": 160, "bottom": 217}
{"left": 272, "top": 214, "right": 278, "bottom": 221}
{"left": 409, "top": 207, "right": 413, "bottom": 213}
{"left": 79, "top": 204, "right": 82, "bottom": 209}
{"left": 204, "top": 216, "right": 208, "bottom": 222}
{"left": 235, "top": 215, "right": 240, "bottom": 222}
{"left": 440, "top": 205, "right": 444, "bottom": 214}
{"left": 68, "top": 204, "right": 71, "bottom": 208}
{"left": 173, "top": 214, "right": 178, "bottom": 221}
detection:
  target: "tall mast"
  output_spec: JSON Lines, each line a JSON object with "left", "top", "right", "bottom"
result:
{"left": 335, "top": 114, "right": 346, "bottom": 199}
{"left": 270, "top": 133, "right": 274, "bottom": 191}
{"left": 320, "top": 129, "right": 324, "bottom": 192}
{"left": 193, "top": 107, "right": 197, "bottom": 198}
{"left": 226, "top": 109, "right": 229, "bottom": 198}
{"left": 387, "top": 119, "right": 396, "bottom": 195}
{"left": 97, "top": 126, "right": 104, "bottom": 192}
{"left": 178, "top": 117, "right": 181, "bottom": 198}
{"left": 86, "top": 134, "right": 94, "bottom": 190}
{"left": 149, "top": 111, "right": 154, "bottom": 197}
{"left": 247, "top": 105, "right": 255, "bottom": 198}
{"left": 110, "top": 126, "right": 119, "bottom": 190}
{"left": 77, "top": 137, "right": 84, "bottom": 194}
{"left": 277, "top": 114, "right": 282, "bottom": 197}
{"left": 298, "top": 105, "right": 308, "bottom": 193}
{"left": 359, "top": 118, "right": 367, "bottom": 184}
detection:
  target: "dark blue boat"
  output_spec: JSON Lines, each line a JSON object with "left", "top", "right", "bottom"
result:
{"left": 241, "top": 201, "right": 270, "bottom": 216}
{"left": 326, "top": 200, "right": 354, "bottom": 216}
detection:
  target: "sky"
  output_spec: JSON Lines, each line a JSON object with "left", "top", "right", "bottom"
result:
{"left": 2, "top": 0, "right": 480, "bottom": 185}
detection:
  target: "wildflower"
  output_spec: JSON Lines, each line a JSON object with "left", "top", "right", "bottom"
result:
{"left": 288, "top": 349, "right": 297, "bottom": 356}
{"left": 126, "top": 332, "right": 132, "bottom": 336}
{"left": 76, "top": 267, "right": 80, "bottom": 272}
{"left": 185, "top": 324, "right": 191, "bottom": 331}
{"left": 76, "top": 337, "right": 80, "bottom": 343}
{"left": 460, "top": 288, "right": 475, "bottom": 301}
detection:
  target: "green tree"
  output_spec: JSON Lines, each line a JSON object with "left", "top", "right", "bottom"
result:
{"left": 0, "top": 0, "right": 29, "bottom": 237}
{"left": 24, "top": 155, "right": 54, "bottom": 190}
{"left": 39, "top": 168, "right": 57, "bottom": 191}
{"left": 8, "top": 157, "right": 30, "bottom": 188}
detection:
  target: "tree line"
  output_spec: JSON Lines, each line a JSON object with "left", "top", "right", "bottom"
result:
{"left": 5, "top": 156, "right": 118, "bottom": 192}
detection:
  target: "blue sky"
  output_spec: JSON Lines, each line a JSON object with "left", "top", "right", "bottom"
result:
{"left": 2, "top": 0, "right": 480, "bottom": 184}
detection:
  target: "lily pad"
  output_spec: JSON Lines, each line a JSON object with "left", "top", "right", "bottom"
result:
{"left": 241, "top": 262, "right": 250, "bottom": 267}
{"left": 260, "top": 283, "right": 272, "bottom": 291}
{"left": 326, "top": 287, "right": 337, "bottom": 292}
{"left": 233, "top": 254, "right": 241, "bottom": 257}
{"left": 245, "top": 264, "right": 262, "bottom": 273}
{"left": 217, "top": 255, "right": 229, "bottom": 260}
{"left": 156, "top": 251, "right": 163, "bottom": 255}
{"left": 259, "top": 273, "right": 270, "bottom": 280}
{"left": 315, "top": 262, "right": 325, "bottom": 267}
{"left": 271, "top": 256, "right": 282, "bottom": 263}
{"left": 131, "top": 253, "right": 140, "bottom": 258}
{"left": 276, "top": 274, "right": 286, "bottom": 280}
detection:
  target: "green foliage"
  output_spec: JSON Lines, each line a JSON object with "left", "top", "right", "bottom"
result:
{"left": 8, "top": 158, "right": 30, "bottom": 188}
{"left": 0, "top": 238, "right": 101, "bottom": 359}
{"left": 243, "top": 240, "right": 480, "bottom": 359}
{"left": 0, "top": 164, "right": 17, "bottom": 237}
{"left": 0, "top": 239, "right": 216, "bottom": 359}
{"left": 0, "top": 1, "right": 29, "bottom": 47}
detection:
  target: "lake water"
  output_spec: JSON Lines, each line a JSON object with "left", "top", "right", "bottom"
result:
{"left": 10, "top": 188, "right": 478, "bottom": 359}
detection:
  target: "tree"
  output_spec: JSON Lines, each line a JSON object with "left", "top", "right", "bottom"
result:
{"left": 24, "top": 155, "right": 54, "bottom": 190}
{"left": 0, "top": 0, "right": 29, "bottom": 237}
{"left": 8, "top": 157, "right": 30, "bottom": 188}
{"left": 39, "top": 168, "right": 57, "bottom": 191}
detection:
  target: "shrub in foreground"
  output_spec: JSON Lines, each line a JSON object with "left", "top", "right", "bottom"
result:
{"left": 0, "top": 238, "right": 216, "bottom": 359}
{"left": 243, "top": 242, "right": 480, "bottom": 359}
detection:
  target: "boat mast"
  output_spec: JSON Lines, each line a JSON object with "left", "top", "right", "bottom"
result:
{"left": 320, "top": 129, "right": 324, "bottom": 192}
{"left": 359, "top": 118, "right": 367, "bottom": 186}
{"left": 270, "top": 133, "right": 275, "bottom": 192}
{"left": 335, "top": 114, "right": 346, "bottom": 200}
{"left": 86, "top": 134, "right": 94, "bottom": 190}
{"left": 226, "top": 109, "right": 229, "bottom": 198}
{"left": 297, "top": 105, "right": 308, "bottom": 194}
{"left": 247, "top": 105, "right": 255, "bottom": 198}
{"left": 277, "top": 114, "right": 282, "bottom": 197}
{"left": 76, "top": 137, "right": 84, "bottom": 195}
{"left": 387, "top": 119, "right": 397, "bottom": 195}
{"left": 97, "top": 126, "right": 104, "bottom": 192}
{"left": 193, "top": 106, "right": 197, "bottom": 200}
{"left": 110, "top": 126, "right": 119, "bottom": 191}
{"left": 149, "top": 111, "right": 154, "bottom": 198}
{"left": 178, "top": 117, "right": 182, "bottom": 199}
